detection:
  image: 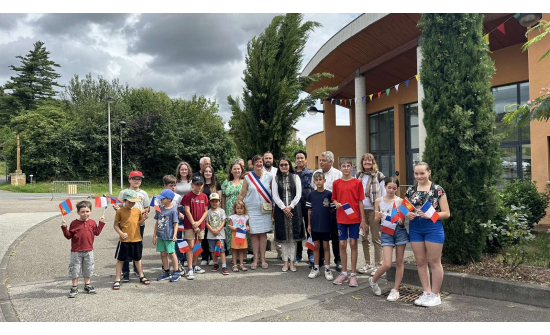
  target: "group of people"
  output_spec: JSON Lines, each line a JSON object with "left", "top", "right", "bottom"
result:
{"left": 61, "top": 150, "right": 450, "bottom": 307}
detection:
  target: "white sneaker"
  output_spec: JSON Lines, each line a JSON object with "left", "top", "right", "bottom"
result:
{"left": 200, "top": 260, "right": 207, "bottom": 266}
{"left": 308, "top": 268, "right": 320, "bottom": 279}
{"left": 208, "top": 260, "right": 215, "bottom": 266}
{"left": 194, "top": 266, "right": 206, "bottom": 274}
{"left": 369, "top": 277, "right": 381, "bottom": 295}
{"left": 414, "top": 291, "right": 429, "bottom": 306}
{"left": 324, "top": 269, "right": 334, "bottom": 281}
{"left": 186, "top": 270, "right": 195, "bottom": 280}
{"left": 358, "top": 264, "right": 374, "bottom": 274}
{"left": 179, "top": 267, "right": 186, "bottom": 276}
{"left": 422, "top": 292, "right": 441, "bottom": 307}
{"left": 387, "top": 289, "right": 399, "bottom": 301}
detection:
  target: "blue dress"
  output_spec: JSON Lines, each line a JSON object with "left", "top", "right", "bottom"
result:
{"left": 244, "top": 171, "right": 274, "bottom": 234}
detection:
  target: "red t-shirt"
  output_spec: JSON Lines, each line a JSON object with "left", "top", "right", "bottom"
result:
{"left": 332, "top": 178, "right": 365, "bottom": 224}
{"left": 181, "top": 192, "right": 209, "bottom": 230}
{"left": 61, "top": 219, "right": 105, "bottom": 252}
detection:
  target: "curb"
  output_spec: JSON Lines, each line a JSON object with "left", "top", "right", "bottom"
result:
{"left": 387, "top": 264, "right": 550, "bottom": 309}
{"left": 0, "top": 213, "right": 61, "bottom": 322}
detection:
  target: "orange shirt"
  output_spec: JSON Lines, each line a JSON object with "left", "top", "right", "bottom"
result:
{"left": 115, "top": 207, "right": 143, "bottom": 242}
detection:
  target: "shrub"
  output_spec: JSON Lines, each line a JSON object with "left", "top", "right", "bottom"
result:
{"left": 501, "top": 180, "right": 550, "bottom": 228}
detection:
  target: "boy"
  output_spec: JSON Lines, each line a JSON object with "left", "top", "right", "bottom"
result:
{"left": 181, "top": 175, "right": 209, "bottom": 280}
{"left": 113, "top": 190, "right": 150, "bottom": 290}
{"left": 61, "top": 200, "right": 105, "bottom": 297}
{"left": 331, "top": 159, "right": 366, "bottom": 287}
{"left": 306, "top": 172, "right": 335, "bottom": 281}
{"left": 116, "top": 171, "right": 150, "bottom": 282}
{"left": 205, "top": 193, "right": 228, "bottom": 275}
{"left": 162, "top": 174, "right": 186, "bottom": 275}
{"left": 153, "top": 189, "right": 180, "bottom": 282}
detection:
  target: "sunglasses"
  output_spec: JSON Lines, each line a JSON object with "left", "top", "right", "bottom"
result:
{"left": 279, "top": 163, "right": 289, "bottom": 167}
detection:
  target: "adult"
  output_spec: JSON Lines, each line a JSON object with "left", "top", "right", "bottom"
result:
{"left": 405, "top": 162, "right": 450, "bottom": 307}
{"left": 272, "top": 157, "right": 305, "bottom": 272}
{"left": 238, "top": 155, "right": 274, "bottom": 269}
{"left": 175, "top": 161, "right": 193, "bottom": 268}
{"left": 294, "top": 150, "right": 314, "bottom": 264}
{"left": 356, "top": 153, "right": 386, "bottom": 275}
{"left": 199, "top": 165, "right": 222, "bottom": 265}
{"left": 311, "top": 151, "right": 342, "bottom": 271}
{"left": 247, "top": 157, "right": 254, "bottom": 171}
{"left": 262, "top": 151, "right": 278, "bottom": 175}
{"left": 221, "top": 161, "right": 245, "bottom": 254}
{"left": 193, "top": 156, "right": 211, "bottom": 177}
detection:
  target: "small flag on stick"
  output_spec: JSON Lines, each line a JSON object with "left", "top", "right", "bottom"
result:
{"left": 104, "top": 194, "right": 121, "bottom": 205}
{"left": 95, "top": 196, "right": 108, "bottom": 208}
{"left": 235, "top": 228, "right": 246, "bottom": 244}
{"left": 177, "top": 224, "right": 185, "bottom": 232}
{"left": 305, "top": 237, "right": 315, "bottom": 251}
{"left": 214, "top": 240, "right": 222, "bottom": 256}
{"left": 59, "top": 199, "right": 73, "bottom": 216}
{"left": 177, "top": 239, "right": 190, "bottom": 253}
{"left": 193, "top": 241, "right": 203, "bottom": 256}
{"left": 399, "top": 198, "right": 415, "bottom": 217}
{"left": 342, "top": 203, "right": 360, "bottom": 221}
{"left": 420, "top": 201, "right": 440, "bottom": 223}
{"left": 150, "top": 196, "right": 161, "bottom": 212}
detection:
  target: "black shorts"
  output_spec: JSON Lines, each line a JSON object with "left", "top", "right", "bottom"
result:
{"left": 115, "top": 241, "right": 143, "bottom": 262}
{"left": 311, "top": 231, "right": 331, "bottom": 242}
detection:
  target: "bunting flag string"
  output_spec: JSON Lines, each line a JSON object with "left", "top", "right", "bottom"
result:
{"left": 482, "top": 14, "right": 518, "bottom": 44}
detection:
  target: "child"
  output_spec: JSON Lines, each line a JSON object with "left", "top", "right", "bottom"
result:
{"left": 61, "top": 200, "right": 105, "bottom": 298}
{"left": 153, "top": 189, "right": 180, "bottom": 282}
{"left": 228, "top": 200, "right": 250, "bottom": 272}
{"left": 306, "top": 172, "right": 335, "bottom": 281}
{"left": 113, "top": 190, "right": 150, "bottom": 289}
{"left": 369, "top": 177, "right": 409, "bottom": 301}
{"left": 205, "top": 193, "right": 228, "bottom": 275}
{"left": 163, "top": 174, "right": 186, "bottom": 275}
{"left": 331, "top": 159, "right": 366, "bottom": 287}
{"left": 181, "top": 175, "right": 209, "bottom": 280}
{"left": 116, "top": 171, "right": 150, "bottom": 281}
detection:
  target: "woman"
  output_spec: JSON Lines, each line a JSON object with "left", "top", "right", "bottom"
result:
{"left": 271, "top": 157, "right": 304, "bottom": 272}
{"left": 174, "top": 161, "right": 193, "bottom": 268}
{"left": 405, "top": 161, "right": 450, "bottom": 307}
{"left": 200, "top": 165, "right": 222, "bottom": 265}
{"left": 356, "top": 153, "right": 386, "bottom": 275}
{"left": 238, "top": 155, "right": 274, "bottom": 270}
{"left": 221, "top": 161, "right": 245, "bottom": 254}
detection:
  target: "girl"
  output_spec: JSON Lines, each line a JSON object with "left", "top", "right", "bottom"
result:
{"left": 200, "top": 165, "right": 222, "bottom": 266}
{"left": 174, "top": 161, "right": 193, "bottom": 268}
{"left": 229, "top": 200, "right": 250, "bottom": 272}
{"left": 368, "top": 177, "right": 409, "bottom": 301}
{"left": 406, "top": 162, "right": 450, "bottom": 307}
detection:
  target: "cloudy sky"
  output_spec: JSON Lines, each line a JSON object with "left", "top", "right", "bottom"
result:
{"left": 0, "top": 13, "right": 360, "bottom": 141}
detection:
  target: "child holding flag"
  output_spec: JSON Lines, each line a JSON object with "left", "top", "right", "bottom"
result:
{"left": 152, "top": 189, "right": 180, "bottom": 282}
{"left": 228, "top": 200, "right": 249, "bottom": 272}
{"left": 405, "top": 162, "right": 450, "bottom": 307}
{"left": 368, "top": 177, "right": 409, "bottom": 301}
{"left": 61, "top": 200, "right": 105, "bottom": 297}
{"left": 205, "top": 193, "right": 228, "bottom": 275}
{"left": 331, "top": 159, "right": 366, "bottom": 287}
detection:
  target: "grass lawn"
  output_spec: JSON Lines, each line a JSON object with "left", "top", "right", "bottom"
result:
{"left": 524, "top": 231, "right": 550, "bottom": 269}
{"left": 0, "top": 181, "right": 165, "bottom": 197}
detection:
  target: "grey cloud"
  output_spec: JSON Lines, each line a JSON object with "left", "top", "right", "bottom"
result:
{"left": 0, "top": 37, "right": 36, "bottom": 81}
{"left": 0, "top": 14, "right": 27, "bottom": 31}
{"left": 34, "top": 13, "right": 131, "bottom": 36}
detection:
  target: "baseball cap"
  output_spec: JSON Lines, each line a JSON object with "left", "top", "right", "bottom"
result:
{"left": 123, "top": 189, "right": 142, "bottom": 202}
{"left": 129, "top": 171, "right": 144, "bottom": 179}
{"left": 209, "top": 193, "right": 220, "bottom": 201}
{"left": 192, "top": 175, "right": 204, "bottom": 185}
{"left": 157, "top": 189, "right": 175, "bottom": 200}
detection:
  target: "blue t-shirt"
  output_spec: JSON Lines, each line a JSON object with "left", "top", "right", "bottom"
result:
{"left": 306, "top": 190, "right": 334, "bottom": 233}
{"left": 154, "top": 206, "right": 179, "bottom": 240}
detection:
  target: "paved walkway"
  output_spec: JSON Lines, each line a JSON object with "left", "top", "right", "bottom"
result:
{"left": 1, "top": 191, "right": 548, "bottom": 322}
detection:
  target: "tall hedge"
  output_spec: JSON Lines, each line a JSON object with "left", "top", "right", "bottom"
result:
{"left": 419, "top": 14, "right": 502, "bottom": 264}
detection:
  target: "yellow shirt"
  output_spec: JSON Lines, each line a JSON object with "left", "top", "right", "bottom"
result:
{"left": 115, "top": 207, "right": 143, "bottom": 242}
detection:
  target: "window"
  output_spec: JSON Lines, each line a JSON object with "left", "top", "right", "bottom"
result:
{"left": 369, "top": 108, "right": 395, "bottom": 177}
{"left": 405, "top": 103, "right": 419, "bottom": 186}
{"left": 335, "top": 105, "right": 351, "bottom": 126}
{"left": 492, "top": 82, "right": 531, "bottom": 180}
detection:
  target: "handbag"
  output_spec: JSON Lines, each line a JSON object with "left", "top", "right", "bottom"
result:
{"left": 261, "top": 202, "right": 273, "bottom": 214}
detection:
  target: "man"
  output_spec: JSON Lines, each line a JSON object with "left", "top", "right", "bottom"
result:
{"left": 312, "top": 151, "right": 342, "bottom": 272}
{"left": 247, "top": 157, "right": 254, "bottom": 171}
{"left": 262, "top": 151, "right": 278, "bottom": 175}
{"left": 193, "top": 157, "right": 211, "bottom": 177}
{"left": 294, "top": 150, "right": 314, "bottom": 265}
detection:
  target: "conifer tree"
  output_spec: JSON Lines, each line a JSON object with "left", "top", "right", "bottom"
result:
{"left": 419, "top": 14, "right": 502, "bottom": 264}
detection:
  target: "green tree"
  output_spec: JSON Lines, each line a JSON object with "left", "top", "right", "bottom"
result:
{"left": 0, "top": 41, "right": 63, "bottom": 124}
{"left": 419, "top": 14, "right": 502, "bottom": 264}
{"left": 282, "top": 138, "right": 306, "bottom": 164}
{"left": 228, "top": 13, "right": 335, "bottom": 159}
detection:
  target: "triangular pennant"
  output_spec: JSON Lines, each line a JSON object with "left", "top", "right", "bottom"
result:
{"left": 362, "top": 96, "right": 365, "bottom": 102}
{"left": 377, "top": 92, "right": 381, "bottom": 99}
{"left": 483, "top": 34, "right": 489, "bottom": 43}
{"left": 331, "top": 98, "right": 334, "bottom": 104}
{"left": 513, "top": 13, "right": 520, "bottom": 19}
{"left": 348, "top": 99, "right": 352, "bottom": 105}
{"left": 386, "top": 88, "right": 390, "bottom": 96}
{"left": 369, "top": 94, "right": 373, "bottom": 101}
{"left": 395, "top": 84, "right": 400, "bottom": 92}
{"left": 405, "top": 79, "right": 409, "bottom": 88}
{"left": 339, "top": 99, "right": 342, "bottom": 104}
{"left": 497, "top": 23, "right": 505, "bottom": 35}
{"left": 415, "top": 74, "right": 420, "bottom": 81}
{"left": 344, "top": 99, "right": 347, "bottom": 106}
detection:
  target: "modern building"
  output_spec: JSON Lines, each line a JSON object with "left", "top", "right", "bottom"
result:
{"left": 303, "top": 13, "right": 550, "bottom": 222}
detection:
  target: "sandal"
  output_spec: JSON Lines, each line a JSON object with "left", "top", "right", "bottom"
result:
{"left": 240, "top": 264, "right": 247, "bottom": 272}
{"left": 262, "top": 262, "right": 269, "bottom": 269}
{"left": 232, "top": 265, "right": 239, "bottom": 272}
{"left": 139, "top": 276, "right": 150, "bottom": 285}
{"left": 112, "top": 280, "right": 121, "bottom": 290}
{"left": 250, "top": 263, "right": 257, "bottom": 270}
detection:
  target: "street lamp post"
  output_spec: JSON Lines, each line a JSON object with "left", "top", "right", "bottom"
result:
{"left": 119, "top": 121, "right": 126, "bottom": 190}
{"left": 307, "top": 106, "right": 325, "bottom": 116}
{"left": 107, "top": 97, "right": 115, "bottom": 195}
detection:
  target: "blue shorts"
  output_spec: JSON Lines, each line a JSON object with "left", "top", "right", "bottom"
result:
{"left": 381, "top": 224, "right": 410, "bottom": 247}
{"left": 208, "top": 239, "right": 226, "bottom": 253}
{"left": 408, "top": 218, "right": 445, "bottom": 244}
{"left": 337, "top": 223, "right": 360, "bottom": 240}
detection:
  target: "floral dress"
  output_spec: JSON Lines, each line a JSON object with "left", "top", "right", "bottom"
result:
{"left": 221, "top": 179, "right": 244, "bottom": 253}
{"left": 405, "top": 182, "right": 446, "bottom": 212}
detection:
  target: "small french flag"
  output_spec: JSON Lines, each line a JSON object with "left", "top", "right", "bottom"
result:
{"left": 177, "top": 224, "right": 185, "bottom": 232}
{"left": 420, "top": 201, "right": 440, "bottom": 223}
{"left": 94, "top": 196, "right": 108, "bottom": 208}
{"left": 235, "top": 228, "right": 246, "bottom": 244}
{"left": 177, "top": 239, "right": 189, "bottom": 253}
{"left": 59, "top": 199, "right": 73, "bottom": 216}
{"left": 381, "top": 216, "right": 397, "bottom": 236}
{"left": 305, "top": 237, "right": 315, "bottom": 251}
{"left": 193, "top": 241, "right": 203, "bottom": 257}
{"left": 342, "top": 203, "right": 360, "bottom": 221}
{"left": 150, "top": 196, "right": 161, "bottom": 212}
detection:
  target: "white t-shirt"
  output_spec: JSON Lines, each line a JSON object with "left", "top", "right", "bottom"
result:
{"left": 263, "top": 166, "right": 278, "bottom": 175}
{"left": 206, "top": 208, "right": 227, "bottom": 239}
{"left": 229, "top": 214, "right": 249, "bottom": 231}
{"left": 361, "top": 175, "right": 386, "bottom": 209}
{"left": 311, "top": 167, "right": 343, "bottom": 192}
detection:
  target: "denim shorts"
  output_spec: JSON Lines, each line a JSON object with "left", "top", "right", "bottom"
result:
{"left": 408, "top": 218, "right": 445, "bottom": 244}
{"left": 337, "top": 223, "right": 360, "bottom": 240}
{"left": 208, "top": 239, "right": 226, "bottom": 253}
{"left": 380, "top": 224, "right": 410, "bottom": 247}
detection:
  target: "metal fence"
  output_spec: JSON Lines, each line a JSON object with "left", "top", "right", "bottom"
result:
{"left": 51, "top": 181, "right": 92, "bottom": 200}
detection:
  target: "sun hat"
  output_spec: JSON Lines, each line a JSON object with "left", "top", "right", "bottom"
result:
{"left": 123, "top": 189, "right": 142, "bottom": 202}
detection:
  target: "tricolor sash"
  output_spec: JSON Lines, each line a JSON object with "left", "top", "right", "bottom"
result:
{"left": 247, "top": 171, "right": 273, "bottom": 203}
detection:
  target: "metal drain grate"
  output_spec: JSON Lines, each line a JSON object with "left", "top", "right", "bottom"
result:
{"left": 381, "top": 285, "right": 447, "bottom": 303}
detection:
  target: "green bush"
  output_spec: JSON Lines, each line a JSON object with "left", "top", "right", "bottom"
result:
{"left": 501, "top": 180, "right": 550, "bottom": 228}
